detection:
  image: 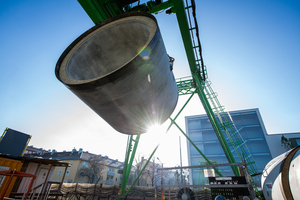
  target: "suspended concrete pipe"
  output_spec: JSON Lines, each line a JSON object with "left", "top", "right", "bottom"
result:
{"left": 55, "top": 12, "right": 178, "bottom": 135}
{"left": 261, "top": 146, "right": 300, "bottom": 200}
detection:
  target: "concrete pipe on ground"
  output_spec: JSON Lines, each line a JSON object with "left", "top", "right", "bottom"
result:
{"left": 261, "top": 146, "right": 300, "bottom": 200}
{"left": 55, "top": 12, "right": 178, "bottom": 135}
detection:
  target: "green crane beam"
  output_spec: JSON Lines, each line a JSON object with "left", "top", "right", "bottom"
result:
{"left": 76, "top": 1, "right": 264, "bottom": 197}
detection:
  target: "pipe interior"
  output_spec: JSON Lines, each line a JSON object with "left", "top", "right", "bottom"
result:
{"left": 66, "top": 21, "right": 151, "bottom": 80}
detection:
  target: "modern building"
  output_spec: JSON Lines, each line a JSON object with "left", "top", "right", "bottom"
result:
{"left": 25, "top": 148, "right": 130, "bottom": 186}
{"left": 264, "top": 132, "right": 300, "bottom": 158}
{"left": 185, "top": 108, "right": 275, "bottom": 188}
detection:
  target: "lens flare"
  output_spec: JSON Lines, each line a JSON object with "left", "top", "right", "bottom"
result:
{"left": 138, "top": 46, "right": 151, "bottom": 60}
{"left": 151, "top": 104, "right": 156, "bottom": 114}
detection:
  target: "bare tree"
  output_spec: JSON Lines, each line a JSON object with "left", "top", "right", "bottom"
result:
{"left": 281, "top": 135, "right": 292, "bottom": 151}
{"left": 134, "top": 154, "right": 148, "bottom": 186}
{"left": 172, "top": 166, "right": 189, "bottom": 186}
{"left": 135, "top": 155, "right": 171, "bottom": 187}
{"left": 174, "top": 168, "right": 181, "bottom": 185}
{"left": 77, "top": 155, "right": 105, "bottom": 184}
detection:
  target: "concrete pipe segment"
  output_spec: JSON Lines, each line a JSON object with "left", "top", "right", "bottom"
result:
{"left": 261, "top": 146, "right": 300, "bottom": 200}
{"left": 55, "top": 12, "right": 178, "bottom": 135}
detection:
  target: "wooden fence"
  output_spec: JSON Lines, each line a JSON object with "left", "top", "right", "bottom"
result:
{"left": 48, "top": 184, "right": 211, "bottom": 200}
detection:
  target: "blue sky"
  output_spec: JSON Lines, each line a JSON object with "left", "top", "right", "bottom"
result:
{"left": 0, "top": 0, "right": 299, "bottom": 166}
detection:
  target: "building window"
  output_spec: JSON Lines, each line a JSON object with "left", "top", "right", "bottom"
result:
{"left": 106, "top": 175, "right": 113, "bottom": 180}
{"left": 82, "top": 162, "right": 89, "bottom": 168}
{"left": 69, "top": 160, "right": 73, "bottom": 166}
{"left": 65, "top": 170, "right": 70, "bottom": 177}
{"left": 57, "top": 170, "right": 62, "bottom": 177}
{"left": 67, "top": 179, "right": 72, "bottom": 183}
{"left": 0, "top": 166, "right": 10, "bottom": 187}
{"left": 108, "top": 167, "right": 114, "bottom": 172}
{"left": 80, "top": 171, "right": 86, "bottom": 178}
{"left": 115, "top": 177, "right": 118, "bottom": 182}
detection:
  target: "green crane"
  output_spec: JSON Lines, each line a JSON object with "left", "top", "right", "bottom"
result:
{"left": 76, "top": 0, "right": 261, "bottom": 198}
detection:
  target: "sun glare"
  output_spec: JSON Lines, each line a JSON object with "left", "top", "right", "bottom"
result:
{"left": 147, "top": 124, "right": 163, "bottom": 135}
{"left": 143, "top": 124, "right": 169, "bottom": 146}
{"left": 137, "top": 124, "right": 171, "bottom": 159}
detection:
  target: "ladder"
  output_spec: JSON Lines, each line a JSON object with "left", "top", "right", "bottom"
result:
{"left": 182, "top": 0, "right": 262, "bottom": 198}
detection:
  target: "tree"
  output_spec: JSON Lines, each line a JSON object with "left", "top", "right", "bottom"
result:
{"left": 174, "top": 169, "right": 181, "bottom": 185}
{"left": 134, "top": 155, "right": 169, "bottom": 187}
{"left": 281, "top": 135, "right": 292, "bottom": 151}
{"left": 181, "top": 169, "right": 189, "bottom": 185}
{"left": 134, "top": 154, "right": 149, "bottom": 186}
{"left": 151, "top": 162, "right": 170, "bottom": 186}
{"left": 77, "top": 155, "right": 106, "bottom": 184}
{"left": 173, "top": 166, "right": 189, "bottom": 185}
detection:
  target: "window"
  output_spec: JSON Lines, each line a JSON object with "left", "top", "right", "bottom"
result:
{"left": 188, "top": 119, "right": 201, "bottom": 130}
{"left": 82, "top": 162, "right": 89, "bottom": 168}
{"left": 106, "top": 175, "right": 113, "bottom": 180}
{"left": 80, "top": 171, "right": 86, "bottom": 178}
{"left": 115, "top": 177, "right": 118, "bottom": 182}
{"left": 108, "top": 168, "right": 114, "bottom": 172}
{"left": 69, "top": 160, "right": 73, "bottom": 166}
{"left": 65, "top": 170, "right": 70, "bottom": 177}
{"left": 245, "top": 126, "right": 264, "bottom": 138}
{"left": 0, "top": 166, "right": 10, "bottom": 187}
{"left": 241, "top": 112, "right": 259, "bottom": 125}
{"left": 67, "top": 179, "right": 72, "bottom": 183}
{"left": 57, "top": 170, "right": 62, "bottom": 177}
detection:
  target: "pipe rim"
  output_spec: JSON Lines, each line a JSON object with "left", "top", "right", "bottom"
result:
{"left": 281, "top": 145, "right": 300, "bottom": 200}
{"left": 55, "top": 12, "right": 157, "bottom": 88}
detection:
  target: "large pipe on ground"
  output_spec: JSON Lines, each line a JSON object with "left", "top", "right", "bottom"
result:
{"left": 261, "top": 146, "right": 300, "bottom": 200}
{"left": 55, "top": 12, "right": 178, "bottom": 135}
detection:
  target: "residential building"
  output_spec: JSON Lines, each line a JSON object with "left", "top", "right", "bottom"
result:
{"left": 136, "top": 157, "right": 176, "bottom": 187}
{"left": 185, "top": 108, "right": 273, "bottom": 189}
{"left": 24, "top": 145, "right": 48, "bottom": 155}
{"left": 25, "top": 148, "right": 126, "bottom": 186}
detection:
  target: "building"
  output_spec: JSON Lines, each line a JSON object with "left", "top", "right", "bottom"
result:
{"left": 136, "top": 157, "right": 177, "bottom": 187}
{"left": 0, "top": 154, "right": 68, "bottom": 198}
{"left": 185, "top": 108, "right": 273, "bottom": 188}
{"left": 25, "top": 148, "right": 127, "bottom": 186}
{"left": 24, "top": 145, "right": 48, "bottom": 155}
{"left": 265, "top": 132, "right": 300, "bottom": 158}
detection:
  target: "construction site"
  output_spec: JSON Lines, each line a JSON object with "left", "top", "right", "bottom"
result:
{"left": 0, "top": 0, "right": 299, "bottom": 200}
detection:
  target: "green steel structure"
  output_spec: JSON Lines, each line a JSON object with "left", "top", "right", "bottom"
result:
{"left": 77, "top": 0, "right": 261, "bottom": 198}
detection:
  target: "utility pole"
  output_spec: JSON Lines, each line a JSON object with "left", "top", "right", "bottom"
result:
{"left": 179, "top": 136, "right": 183, "bottom": 184}
{"left": 161, "top": 163, "right": 163, "bottom": 200}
